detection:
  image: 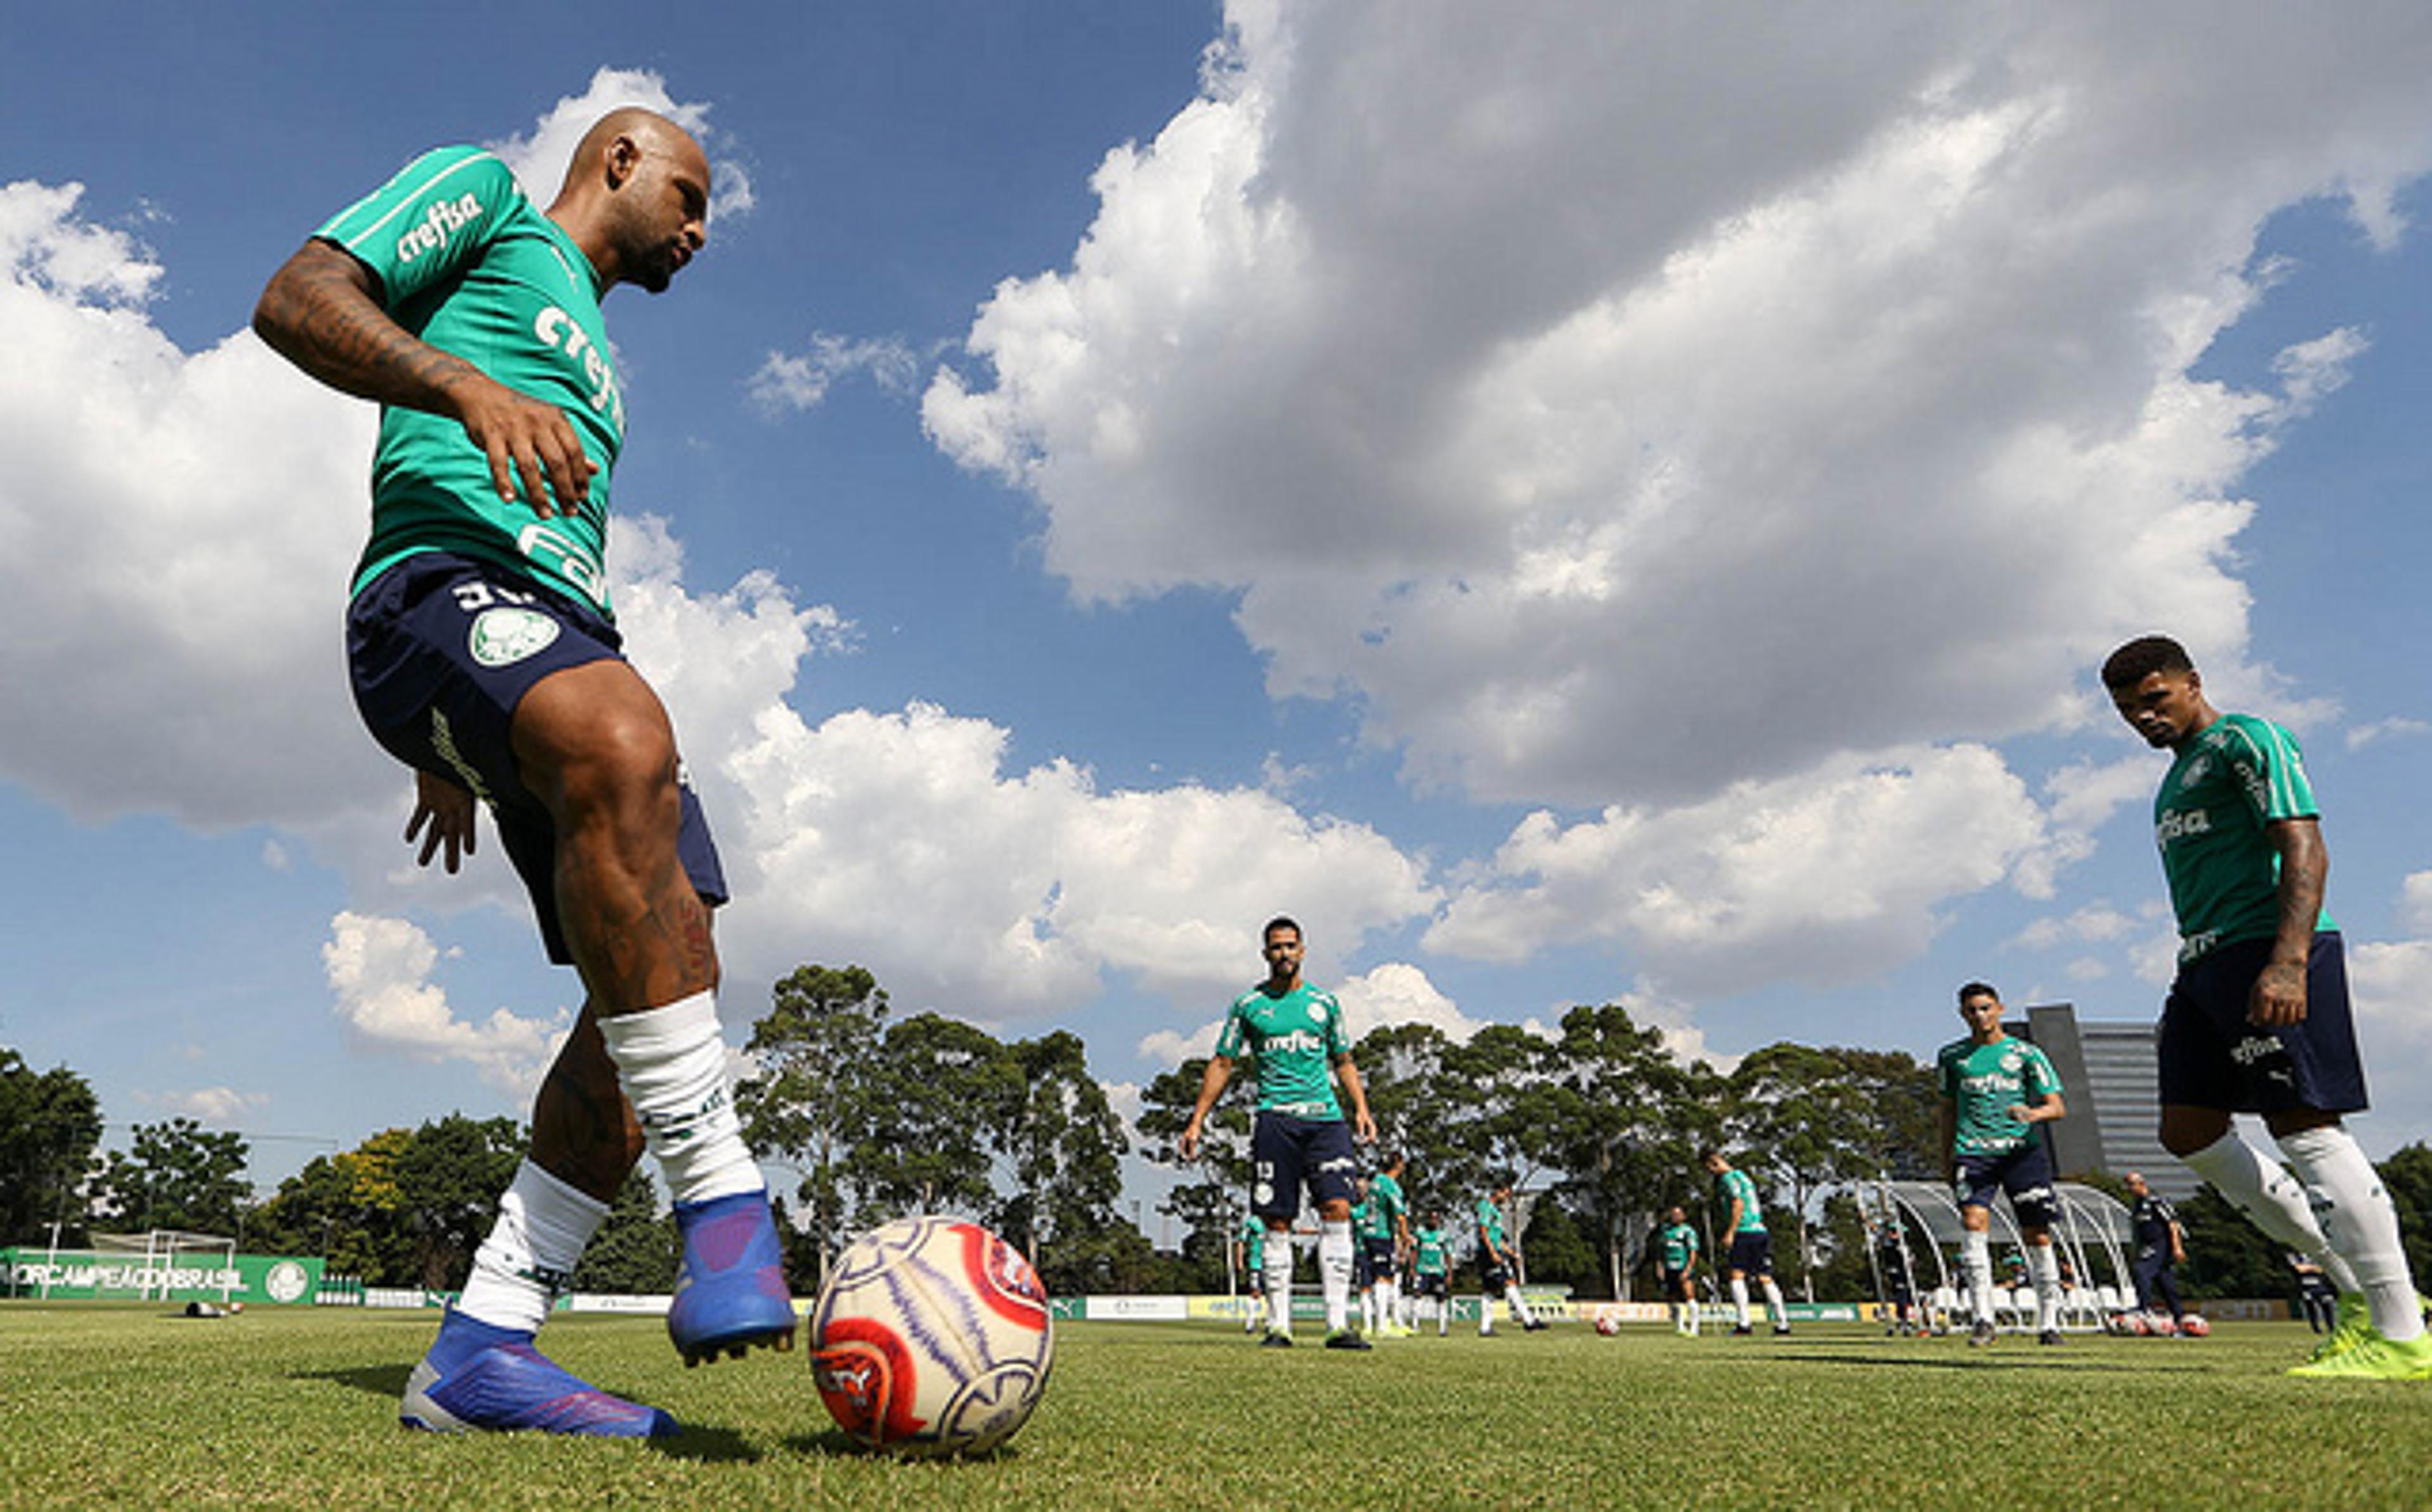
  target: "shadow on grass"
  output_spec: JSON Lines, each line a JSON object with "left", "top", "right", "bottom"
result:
{"left": 298, "top": 1362, "right": 415, "bottom": 1397}
{"left": 1778, "top": 1348, "right": 2198, "bottom": 1373}
{"left": 778, "top": 1429, "right": 1026, "bottom": 1464}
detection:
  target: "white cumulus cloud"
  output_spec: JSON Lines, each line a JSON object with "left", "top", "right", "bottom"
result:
{"left": 925, "top": 1, "right": 2432, "bottom": 810}
{"left": 321, "top": 912, "right": 567, "bottom": 1094}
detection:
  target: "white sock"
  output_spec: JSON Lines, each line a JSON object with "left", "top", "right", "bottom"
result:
{"left": 1730, "top": 1277, "right": 1751, "bottom": 1325}
{"left": 1360, "top": 1285, "right": 1378, "bottom": 1333}
{"left": 1384, "top": 1277, "right": 1403, "bottom": 1325}
{"left": 456, "top": 1160, "right": 609, "bottom": 1334}
{"left": 596, "top": 992, "right": 761, "bottom": 1206}
{"left": 1962, "top": 1231, "right": 1994, "bottom": 1323}
{"left": 1479, "top": 1293, "right": 1494, "bottom": 1334}
{"left": 1505, "top": 1282, "right": 1537, "bottom": 1325}
{"left": 1761, "top": 1277, "right": 1787, "bottom": 1326}
{"left": 1265, "top": 1242, "right": 1293, "bottom": 1336}
{"left": 1320, "top": 1221, "right": 1354, "bottom": 1333}
{"left": 2181, "top": 1132, "right": 2360, "bottom": 1292}
{"left": 2029, "top": 1244, "right": 2062, "bottom": 1332}
{"left": 2277, "top": 1125, "right": 2424, "bottom": 1342}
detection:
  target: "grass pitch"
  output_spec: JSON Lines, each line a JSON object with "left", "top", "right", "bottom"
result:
{"left": 5, "top": 1304, "right": 2429, "bottom": 1509}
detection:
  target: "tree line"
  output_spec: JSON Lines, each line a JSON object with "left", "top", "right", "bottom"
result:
{"left": 13, "top": 981, "right": 2432, "bottom": 1302}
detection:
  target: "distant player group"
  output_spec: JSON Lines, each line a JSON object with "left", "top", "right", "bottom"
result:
{"left": 1181, "top": 640, "right": 2429, "bottom": 1382}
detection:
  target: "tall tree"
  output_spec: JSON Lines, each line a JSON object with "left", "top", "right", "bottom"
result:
{"left": 90, "top": 1118, "right": 251, "bottom": 1237}
{"left": 1543, "top": 1004, "right": 1721, "bottom": 1299}
{"left": 570, "top": 1170, "right": 677, "bottom": 1294}
{"left": 1353, "top": 1023, "right": 1483, "bottom": 1222}
{"left": 0, "top": 1049, "right": 103, "bottom": 1245}
{"left": 737, "top": 964, "right": 890, "bottom": 1285}
{"left": 246, "top": 1128, "right": 414, "bottom": 1283}
{"left": 389, "top": 1114, "right": 524, "bottom": 1289}
{"left": 853, "top": 1012, "right": 1020, "bottom": 1223}
{"left": 1136, "top": 1056, "right": 1254, "bottom": 1272}
{"left": 1001, "top": 1030, "right": 1127, "bottom": 1295}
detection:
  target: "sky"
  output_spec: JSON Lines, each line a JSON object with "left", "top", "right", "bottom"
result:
{"left": 8, "top": 1, "right": 2432, "bottom": 1229}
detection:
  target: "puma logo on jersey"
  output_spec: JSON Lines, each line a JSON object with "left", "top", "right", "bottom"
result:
{"left": 396, "top": 192, "right": 482, "bottom": 265}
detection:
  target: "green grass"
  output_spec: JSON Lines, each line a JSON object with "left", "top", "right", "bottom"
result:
{"left": 4, "top": 1304, "right": 2430, "bottom": 1508}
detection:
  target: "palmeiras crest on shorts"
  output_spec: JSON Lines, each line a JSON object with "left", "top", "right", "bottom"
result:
{"left": 468, "top": 605, "right": 561, "bottom": 667}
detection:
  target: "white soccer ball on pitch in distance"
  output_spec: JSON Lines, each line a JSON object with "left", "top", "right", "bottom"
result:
{"left": 1595, "top": 1306, "right": 1623, "bottom": 1336}
{"left": 2146, "top": 1311, "right": 2179, "bottom": 1337}
{"left": 2179, "top": 1314, "right": 2210, "bottom": 1337}
{"left": 2124, "top": 1311, "right": 2151, "bottom": 1336}
{"left": 809, "top": 1214, "right": 1055, "bottom": 1456}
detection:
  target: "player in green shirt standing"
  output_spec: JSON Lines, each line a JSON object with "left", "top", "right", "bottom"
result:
{"left": 1937, "top": 981, "right": 2068, "bottom": 1347}
{"left": 1701, "top": 1150, "right": 1790, "bottom": 1337}
{"left": 1362, "top": 1152, "right": 1415, "bottom": 1336}
{"left": 256, "top": 110, "right": 792, "bottom": 1438}
{"left": 2103, "top": 636, "right": 2427, "bottom": 1379}
{"left": 1232, "top": 1213, "right": 1270, "bottom": 1335}
{"left": 1180, "top": 917, "right": 1380, "bottom": 1349}
{"left": 1473, "top": 1180, "right": 1547, "bottom": 1335}
{"left": 1654, "top": 1206, "right": 1701, "bottom": 1336}
{"left": 1411, "top": 1213, "right": 1454, "bottom": 1335}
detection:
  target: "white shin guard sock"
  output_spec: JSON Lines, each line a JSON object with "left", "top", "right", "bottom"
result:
{"left": 1963, "top": 1230, "right": 1994, "bottom": 1322}
{"left": 2181, "top": 1132, "right": 2359, "bottom": 1292}
{"left": 1320, "top": 1221, "right": 1355, "bottom": 1333}
{"left": 2029, "top": 1244, "right": 2062, "bottom": 1332}
{"left": 1761, "top": 1277, "right": 1787, "bottom": 1326}
{"left": 1730, "top": 1277, "right": 1751, "bottom": 1325}
{"left": 1265, "top": 1243, "right": 1294, "bottom": 1335}
{"left": 2277, "top": 1125, "right": 2423, "bottom": 1341}
{"left": 596, "top": 992, "right": 761, "bottom": 1207}
{"left": 457, "top": 1159, "right": 609, "bottom": 1334}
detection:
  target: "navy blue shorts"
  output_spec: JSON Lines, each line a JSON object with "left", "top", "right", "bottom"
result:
{"left": 2160, "top": 932, "right": 2367, "bottom": 1115}
{"left": 1658, "top": 1266, "right": 1692, "bottom": 1300}
{"left": 1953, "top": 1142, "right": 2058, "bottom": 1228}
{"left": 1362, "top": 1233, "right": 1396, "bottom": 1277}
{"left": 346, "top": 552, "right": 727, "bottom": 966}
{"left": 1250, "top": 1112, "right": 1358, "bottom": 1220}
{"left": 1726, "top": 1230, "right": 1773, "bottom": 1277}
{"left": 1415, "top": 1272, "right": 1447, "bottom": 1300}
{"left": 1479, "top": 1254, "right": 1512, "bottom": 1293}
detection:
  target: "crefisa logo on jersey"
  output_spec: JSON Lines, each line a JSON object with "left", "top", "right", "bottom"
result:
{"left": 396, "top": 192, "right": 482, "bottom": 265}
{"left": 469, "top": 605, "right": 561, "bottom": 667}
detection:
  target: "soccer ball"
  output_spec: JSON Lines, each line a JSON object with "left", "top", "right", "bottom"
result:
{"left": 1594, "top": 1307, "right": 1623, "bottom": 1336}
{"left": 809, "top": 1215, "right": 1054, "bottom": 1456}
{"left": 2146, "top": 1311, "right": 2178, "bottom": 1337}
{"left": 2123, "top": 1311, "right": 2151, "bottom": 1336}
{"left": 2179, "top": 1314, "right": 2210, "bottom": 1337}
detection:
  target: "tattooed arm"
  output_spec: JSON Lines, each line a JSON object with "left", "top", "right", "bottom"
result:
{"left": 252, "top": 239, "right": 594, "bottom": 515}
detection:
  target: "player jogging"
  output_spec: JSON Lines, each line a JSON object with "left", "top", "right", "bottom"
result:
{"left": 1654, "top": 1205, "right": 1700, "bottom": 1336}
{"left": 1474, "top": 1180, "right": 1546, "bottom": 1335}
{"left": 1179, "top": 917, "right": 1380, "bottom": 1351}
{"left": 1234, "top": 1211, "right": 1270, "bottom": 1335}
{"left": 2123, "top": 1171, "right": 2190, "bottom": 1331}
{"left": 1701, "top": 1150, "right": 1790, "bottom": 1337}
{"left": 2103, "top": 636, "right": 2428, "bottom": 1379}
{"left": 1937, "top": 981, "right": 2068, "bottom": 1347}
{"left": 256, "top": 110, "right": 792, "bottom": 1437}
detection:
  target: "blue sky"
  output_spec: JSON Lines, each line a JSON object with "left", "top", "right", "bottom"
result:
{"left": 8, "top": 3, "right": 2432, "bottom": 1219}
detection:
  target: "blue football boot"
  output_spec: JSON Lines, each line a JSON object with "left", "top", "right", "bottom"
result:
{"left": 401, "top": 1306, "right": 676, "bottom": 1437}
{"left": 668, "top": 1188, "right": 797, "bottom": 1366}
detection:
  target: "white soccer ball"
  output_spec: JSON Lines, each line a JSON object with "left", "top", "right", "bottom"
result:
{"left": 809, "top": 1215, "right": 1055, "bottom": 1456}
{"left": 2146, "top": 1311, "right": 2178, "bottom": 1337}
{"left": 2123, "top": 1311, "right": 2151, "bottom": 1336}
{"left": 1595, "top": 1307, "right": 1623, "bottom": 1336}
{"left": 2179, "top": 1314, "right": 2210, "bottom": 1337}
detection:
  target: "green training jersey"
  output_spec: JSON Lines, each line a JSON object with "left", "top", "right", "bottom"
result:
{"left": 1213, "top": 981, "right": 1350, "bottom": 1119}
{"left": 1937, "top": 1034, "right": 2062, "bottom": 1157}
{"left": 315, "top": 146, "right": 628, "bottom": 617}
{"left": 2151, "top": 712, "right": 2333, "bottom": 965}
{"left": 1474, "top": 1196, "right": 1509, "bottom": 1253}
{"left": 1413, "top": 1226, "right": 1448, "bottom": 1276}
{"left": 1370, "top": 1171, "right": 1407, "bottom": 1226}
{"left": 1659, "top": 1221, "right": 1698, "bottom": 1271}
{"left": 1236, "top": 1215, "right": 1265, "bottom": 1271}
{"left": 1717, "top": 1167, "right": 1765, "bottom": 1235}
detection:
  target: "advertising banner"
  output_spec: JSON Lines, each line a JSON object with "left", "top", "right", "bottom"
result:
{"left": 1, "top": 1249, "right": 327, "bottom": 1306}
